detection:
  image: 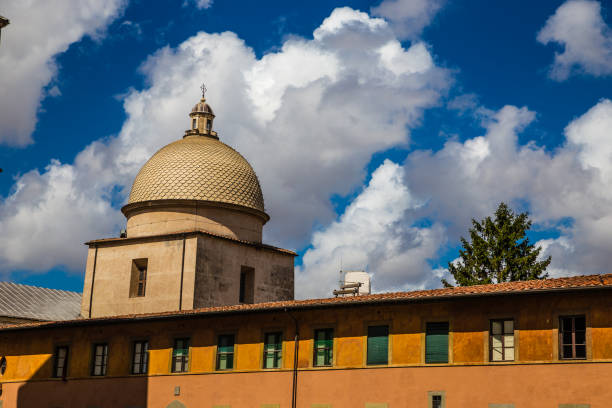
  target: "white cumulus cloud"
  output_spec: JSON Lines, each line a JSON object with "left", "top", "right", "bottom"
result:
{"left": 0, "top": 161, "right": 122, "bottom": 272}
{"left": 0, "top": 8, "right": 450, "bottom": 277}
{"left": 0, "top": 0, "right": 126, "bottom": 146}
{"left": 537, "top": 0, "right": 612, "bottom": 80}
{"left": 405, "top": 99, "right": 612, "bottom": 281}
{"left": 371, "top": 0, "right": 445, "bottom": 40}
{"left": 296, "top": 160, "right": 446, "bottom": 298}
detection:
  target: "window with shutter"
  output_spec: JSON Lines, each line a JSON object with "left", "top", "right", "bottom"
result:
{"left": 426, "top": 322, "right": 449, "bottom": 364}
{"left": 367, "top": 325, "right": 389, "bottom": 365}
{"left": 132, "top": 340, "right": 149, "bottom": 374}
{"left": 217, "top": 334, "right": 235, "bottom": 370}
{"left": 53, "top": 346, "right": 69, "bottom": 378}
{"left": 490, "top": 319, "right": 514, "bottom": 361}
{"left": 91, "top": 343, "right": 108, "bottom": 376}
{"left": 129, "top": 258, "right": 148, "bottom": 298}
{"left": 263, "top": 332, "right": 282, "bottom": 369}
{"left": 172, "top": 338, "right": 189, "bottom": 373}
{"left": 313, "top": 328, "right": 333, "bottom": 366}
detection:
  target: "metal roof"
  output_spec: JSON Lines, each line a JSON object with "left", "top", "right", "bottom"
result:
{"left": 0, "top": 282, "right": 81, "bottom": 321}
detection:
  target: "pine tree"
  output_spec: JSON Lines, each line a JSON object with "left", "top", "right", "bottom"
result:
{"left": 442, "top": 202, "right": 551, "bottom": 287}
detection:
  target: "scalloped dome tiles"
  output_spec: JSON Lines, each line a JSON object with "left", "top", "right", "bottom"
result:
{"left": 128, "top": 136, "right": 265, "bottom": 213}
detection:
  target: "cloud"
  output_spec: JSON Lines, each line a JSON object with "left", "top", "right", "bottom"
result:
{"left": 184, "top": 0, "right": 213, "bottom": 10}
{"left": 297, "top": 99, "right": 612, "bottom": 297}
{"left": 0, "top": 161, "right": 122, "bottom": 273}
{"left": 296, "top": 160, "right": 446, "bottom": 298}
{"left": 404, "top": 99, "right": 612, "bottom": 281}
{"left": 371, "top": 0, "right": 445, "bottom": 39}
{"left": 537, "top": 0, "right": 612, "bottom": 80}
{"left": 0, "top": 8, "right": 450, "bottom": 276}
{"left": 0, "top": 0, "right": 126, "bottom": 146}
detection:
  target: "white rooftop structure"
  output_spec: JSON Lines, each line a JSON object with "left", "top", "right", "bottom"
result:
{"left": 333, "top": 270, "right": 371, "bottom": 297}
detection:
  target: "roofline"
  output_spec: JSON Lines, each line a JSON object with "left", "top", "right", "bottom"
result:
{"left": 0, "top": 280, "right": 82, "bottom": 295}
{"left": 84, "top": 229, "right": 297, "bottom": 256}
{"left": 2, "top": 284, "right": 611, "bottom": 333}
{"left": 0, "top": 315, "right": 44, "bottom": 322}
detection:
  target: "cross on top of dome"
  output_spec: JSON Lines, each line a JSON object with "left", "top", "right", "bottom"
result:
{"left": 186, "top": 85, "right": 217, "bottom": 139}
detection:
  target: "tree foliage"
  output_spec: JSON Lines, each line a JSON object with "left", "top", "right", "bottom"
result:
{"left": 442, "top": 202, "right": 551, "bottom": 287}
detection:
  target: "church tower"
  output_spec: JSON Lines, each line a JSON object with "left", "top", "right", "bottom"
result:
{"left": 80, "top": 88, "right": 295, "bottom": 318}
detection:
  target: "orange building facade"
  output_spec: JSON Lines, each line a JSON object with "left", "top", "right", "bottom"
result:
{"left": 1, "top": 274, "right": 611, "bottom": 408}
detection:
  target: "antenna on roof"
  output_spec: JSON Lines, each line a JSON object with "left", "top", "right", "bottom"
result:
{"left": 333, "top": 270, "right": 371, "bottom": 298}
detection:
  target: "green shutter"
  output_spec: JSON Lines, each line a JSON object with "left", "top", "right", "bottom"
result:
{"left": 367, "top": 325, "right": 389, "bottom": 365}
{"left": 264, "top": 332, "right": 282, "bottom": 368}
{"left": 426, "top": 322, "right": 449, "bottom": 363}
{"left": 173, "top": 338, "right": 189, "bottom": 357}
{"left": 314, "top": 329, "right": 333, "bottom": 366}
{"left": 218, "top": 335, "right": 234, "bottom": 370}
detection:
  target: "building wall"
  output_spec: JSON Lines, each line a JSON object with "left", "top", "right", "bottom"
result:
{"left": 2, "top": 364, "right": 610, "bottom": 408}
{"left": 193, "top": 235, "right": 294, "bottom": 308}
{"left": 125, "top": 203, "right": 265, "bottom": 243}
{"left": 4, "top": 290, "right": 612, "bottom": 407}
{"left": 81, "top": 233, "right": 294, "bottom": 318}
{"left": 81, "top": 236, "right": 198, "bottom": 318}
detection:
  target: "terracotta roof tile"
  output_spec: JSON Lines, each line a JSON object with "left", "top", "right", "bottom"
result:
{"left": 2, "top": 273, "right": 611, "bottom": 332}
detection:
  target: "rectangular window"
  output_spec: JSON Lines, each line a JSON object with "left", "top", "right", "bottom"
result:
{"left": 129, "top": 258, "right": 148, "bottom": 298}
{"left": 263, "top": 332, "right": 282, "bottom": 369}
{"left": 367, "top": 325, "right": 389, "bottom": 365}
{"left": 91, "top": 343, "right": 108, "bottom": 376}
{"left": 192, "top": 118, "right": 197, "bottom": 129}
{"left": 131, "top": 340, "right": 149, "bottom": 374}
{"left": 216, "top": 334, "right": 235, "bottom": 370}
{"left": 490, "top": 319, "right": 515, "bottom": 361}
{"left": 53, "top": 346, "right": 69, "bottom": 378}
{"left": 426, "top": 322, "right": 449, "bottom": 364}
{"left": 559, "top": 315, "right": 586, "bottom": 359}
{"left": 239, "top": 266, "right": 255, "bottom": 304}
{"left": 172, "top": 338, "right": 190, "bottom": 373}
{"left": 428, "top": 392, "right": 446, "bottom": 408}
{"left": 313, "top": 328, "right": 334, "bottom": 367}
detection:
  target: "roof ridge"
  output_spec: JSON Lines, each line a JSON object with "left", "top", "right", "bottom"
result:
{"left": 4, "top": 272, "right": 612, "bottom": 332}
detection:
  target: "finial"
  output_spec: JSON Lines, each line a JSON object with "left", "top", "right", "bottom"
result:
{"left": 200, "top": 83, "right": 207, "bottom": 99}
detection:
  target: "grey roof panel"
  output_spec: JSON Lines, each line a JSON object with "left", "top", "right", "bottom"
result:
{"left": 0, "top": 282, "right": 81, "bottom": 321}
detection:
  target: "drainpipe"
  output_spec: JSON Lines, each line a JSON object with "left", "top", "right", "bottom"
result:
{"left": 285, "top": 308, "right": 299, "bottom": 408}
{"left": 178, "top": 234, "right": 186, "bottom": 311}
{"left": 87, "top": 246, "right": 98, "bottom": 318}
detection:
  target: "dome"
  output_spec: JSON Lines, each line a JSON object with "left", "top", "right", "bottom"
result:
{"left": 192, "top": 100, "right": 214, "bottom": 115}
{"left": 127, "top": 135, "right": 265, "bottom": 213}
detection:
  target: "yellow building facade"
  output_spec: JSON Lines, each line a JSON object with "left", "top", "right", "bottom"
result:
{"left": 1, "top": 275, "right": 612, "bottom": 407}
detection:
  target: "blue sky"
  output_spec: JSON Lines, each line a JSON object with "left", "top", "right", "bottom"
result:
{"left": 0, "top": 0, "right": 611, "bottom": 297}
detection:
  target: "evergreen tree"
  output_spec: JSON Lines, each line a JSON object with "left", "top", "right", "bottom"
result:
{"left": 442, "top": 202, "right": 550, "bottom": 287}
